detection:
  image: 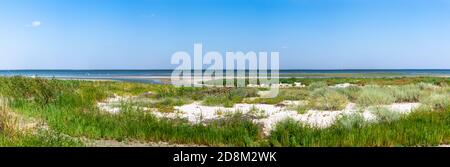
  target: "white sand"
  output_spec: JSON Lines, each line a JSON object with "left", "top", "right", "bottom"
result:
{"left": 330, "top": 83, "right": 356, "bottom": 88}
{"left": 97, "top": 95, "right": 421, "bottom": 135}
{"left": 152, "top": 102, "right": 420, "bottom": 135}
{"left": 96, "top": 95, "right": 131, "bottom": 114}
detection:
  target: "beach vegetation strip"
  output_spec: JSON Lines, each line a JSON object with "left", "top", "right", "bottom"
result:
{"left": 0, "top": 76, "right": 449, "bottom": 146}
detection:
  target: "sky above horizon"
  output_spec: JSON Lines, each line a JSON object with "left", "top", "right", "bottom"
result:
{"left": 1, "top": 0, "right": 450, "bottom": 69}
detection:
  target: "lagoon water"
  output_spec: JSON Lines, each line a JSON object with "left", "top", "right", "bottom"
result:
{"left": 0, "top": 69, "right": 449, "bottom": 84}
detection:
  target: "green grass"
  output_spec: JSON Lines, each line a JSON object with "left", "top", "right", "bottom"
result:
{"left": 202, "top": 88, "right": 258, "bottom": 107}
{"left": 356, "top": 86, "right": 396, "bottom": 107}
{"left": 390, "top": 84, "right": 424, "bottom": 102}
{"left": 371, "top": 107, "right": 402, "bottom": 123}
{"left": 150, "top": 97, "right": 190, "bottom": 112}
{"left": 243, "top": 89, "right": 308, "bottom": 105}
{"left": 307, "top": 81, "right": 328, "bottom": 90}
{"left": 243, "top": 96, "right": 285, "bottom": 105}
{"left": 0, "top": 132, "right": 84, "bottom": 147}
{"left": 0, "top": 97, "right": 83, "bottom": 147}
{"left": 0, "top": 77, "right": 262, "bottom": 146}
{"left": 335, "top": 86, "right": 361, "bottom": 101}
{"left": 420, "top": 94, "right": 450, "bottom": 111}
{"left": 281, "top": 77, "right": 450, "bottom": 86}
{"left": 11, "top": 99, "right": 262, "bottom": 146}
{"left": 1, "top": 76, "right": 450, "bottom": 147}
{"left": 269, "top": 109, "right": 450, "bottom": 147}
{"left": 309, "top": 88, "right": 348, "bottom": 110}
{"left": 280, "top": 72, "right": 404, "bottom": 78}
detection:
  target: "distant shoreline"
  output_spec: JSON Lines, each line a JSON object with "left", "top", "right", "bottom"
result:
{"left": 1, "top": 73, "right": 449, "bottom": 85}
{"left": 1, "top": 69, "right": 449, "bottom": 85}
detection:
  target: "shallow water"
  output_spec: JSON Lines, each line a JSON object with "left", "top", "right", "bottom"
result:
{"left": 1, "top": 69, "right": 449, "bottom": 84}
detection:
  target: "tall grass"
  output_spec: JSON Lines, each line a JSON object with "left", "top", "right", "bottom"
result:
{"left": 390, "top": 84, "right": 423, "bottom": 102}
{"left": 1, "top": 76, "right": 449, "bottom": 147}
{"left": 371, "top": 107, "right": 402, "bottom": 122}
{"left": 202, "top": 88, "right": 258, "bottom": 107}
{"left": 281, "top": 77, "right": 450, "bottom": 87}
{"left": 244, "top": 89, "right": 308, "bottom": 105}
{"left": 420, "top": 94, "right": 450, "bottom": 111}
{"left": 1, "top": 77, "right": 262, "bottom": 146}
{"left": 0, "top": 130, "right": 84, "bottom": 147}
{"left": 279, "top": 89, "right": 309, "bottom": 101}
{"left": 0, "top": 95, "right": 81, "bottom": 146}
{"left": 336, "top": 86, "right": 361, "bottom": 101}
{"left": 0, "top": 97, "right": 16, "bottom": 136}
{"left": 307, "top": 81, "right": 328, "bottom": 90}
{"left": 151, "top": 97, "right": 190, "bottom": 112}
{"left": 309, "top": 88, "right": 348, "bottom": 110}
{"left": 33, "top": 105, "right": 261, "bottom": 146}
{"left": 356, "top": 86, "right": 395, "bottom": 107}
{"left": 269, "top": 109, "right": 450, "bottom": 147}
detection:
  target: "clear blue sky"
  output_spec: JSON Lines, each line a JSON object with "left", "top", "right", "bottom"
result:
{"left": 1, "top": 0, "right": 450, "bottom": 69}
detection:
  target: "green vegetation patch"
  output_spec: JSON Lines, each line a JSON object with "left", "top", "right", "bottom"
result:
{"left": 309, "top": 88, "right": 348, "bottom": 110}
{"left": 269, "top": 109, "right": 450, "bottom": 147}
{"left": 356, "top": 86, "right": 396, "bottom": 107}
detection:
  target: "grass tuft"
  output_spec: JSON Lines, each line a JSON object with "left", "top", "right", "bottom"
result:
{"left": 356, "top": 86, "right": 395, "bottom": 107}
{"left": 420, "top": 94, "right": 450, "bottom": 111}
{"left": 309, "top": 88, "right": 348, "bottom": 110}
